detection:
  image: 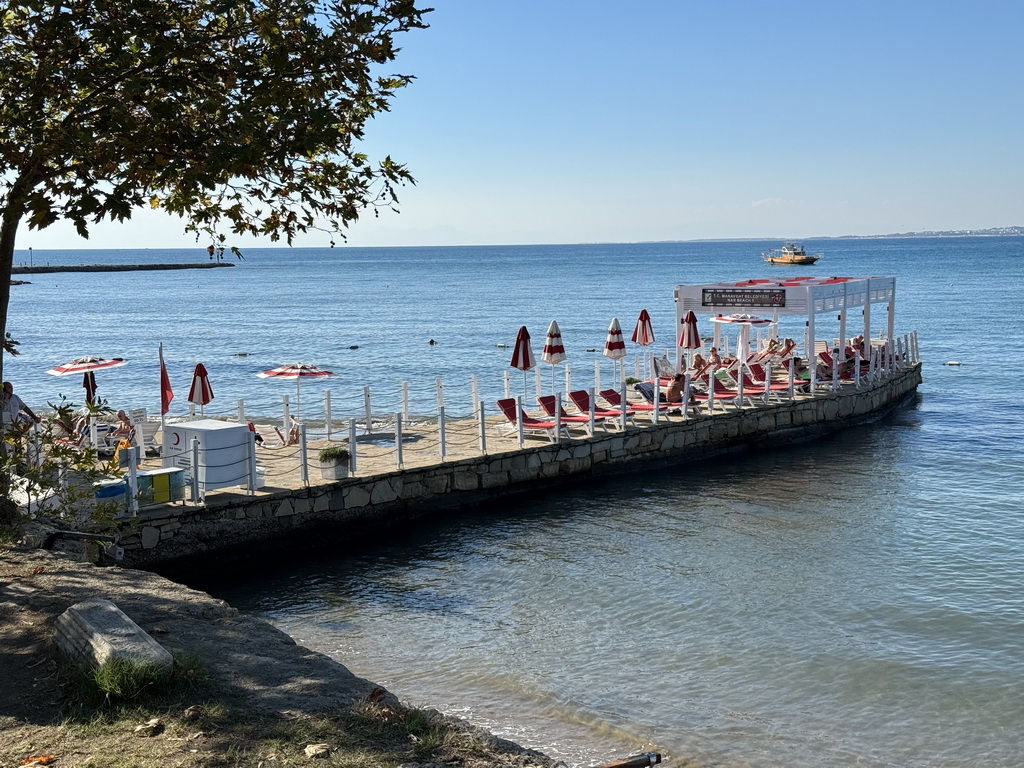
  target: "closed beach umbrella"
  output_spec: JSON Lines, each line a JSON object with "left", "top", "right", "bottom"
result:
{"left": 710, "top": 314, "right": 771, "bottom": 367}
{"left": 257, "top": 362, "right": 333, "bottom": 420}
{"left": 510, "top": 325, "right": 535, "bottom": 400}
{"left": 604, "top": 317, "right": 627, "bottom": 386}
{"left": 632, "top": 309, "right": 655, "bottom": 379}
{"left": 541, "top": 320, "right": 567, "bottom": 392}
{"left": 83, "top": 371, "right": 98, "bottom": 405}
{"left": 187, "top": 363, "right": 214, "bottom": 416}
{"left": 510, "top": 326, "right": 535, "bottom": 371}
{"left": 678, "top": 310, "right": 703, "bottom": 367}
{"left": 631, "top": 309, "right": 655, "bottom": 347}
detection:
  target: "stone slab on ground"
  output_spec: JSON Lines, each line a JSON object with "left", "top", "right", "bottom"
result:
{"left": 54, "top": 597, "right": 174, "bottom": 672}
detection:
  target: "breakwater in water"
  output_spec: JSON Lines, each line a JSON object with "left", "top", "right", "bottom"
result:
{"left": 12, "top": 262, "right": 234, "bottom": 274}
{"left": 117, "top": 363, "right": 921, "bottom": 569}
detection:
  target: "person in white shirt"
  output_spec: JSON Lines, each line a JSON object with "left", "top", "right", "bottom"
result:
{"left": 1, "top": 381, "right": 40, "bottom": 429}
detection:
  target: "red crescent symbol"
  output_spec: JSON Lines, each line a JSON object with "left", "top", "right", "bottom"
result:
{"left": 172, "top": 432, "right": 180, "bottom": 446}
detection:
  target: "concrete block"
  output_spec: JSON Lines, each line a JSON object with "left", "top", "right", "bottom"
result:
{"left": 54, "top": 598, "right": 173, "bottom": 672}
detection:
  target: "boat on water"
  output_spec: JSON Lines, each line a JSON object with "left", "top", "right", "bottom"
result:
{"left": 761, "top": 243, "right": 822, "bottom": 265}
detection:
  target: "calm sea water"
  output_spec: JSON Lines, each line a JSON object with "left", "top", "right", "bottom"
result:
{"left": 10, "top": 238, "right": 1024, "bottom": 766}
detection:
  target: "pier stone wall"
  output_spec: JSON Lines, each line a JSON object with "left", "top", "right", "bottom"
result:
{"left": 118, "top": 364, "right": 921, "bottom": 568}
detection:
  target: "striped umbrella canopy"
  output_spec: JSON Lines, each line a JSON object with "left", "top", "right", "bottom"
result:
{"left": 631, "top": 309, "right": 655, "bottom": 347}
{"left": 510, "top": 326, "right": 536, "bottom": 371}
{"left": 46, "top": 356, "right": 127, "bottom": 376}
{"left": 47, "top": 356, "right": 127, "bottom": 409}
{"left": 187, "top": 363, "right": 214, "bottom": 415}
{"left": 257, "top": 362, "right": 333, "bottom": 419}
{"left": 541, "top": 320, "right": 567, "bottom": 393}
{"left": 678, "top": 310, "right": 704, "bottom": 369}
{"left": 631, "top": 309, "right": 656, "bottom": 381}
{"left": 604, "top": 317, "right": 627, "bottom": 387}
{"left": 603, "top": 317, "right": 626, "bottom": 361}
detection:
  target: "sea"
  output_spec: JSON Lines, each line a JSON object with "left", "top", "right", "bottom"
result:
{"left": 7, "top": 237, "right": 1023, "bottom": 767}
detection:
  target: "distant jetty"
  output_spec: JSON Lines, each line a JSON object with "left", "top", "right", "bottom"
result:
{"left": 12, "top": 262, "right": 234, "bottom": 274}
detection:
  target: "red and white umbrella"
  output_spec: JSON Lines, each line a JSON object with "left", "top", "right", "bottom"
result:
{"left": 632, "top": 309, "right": 656, "bottom": 380}
{"left": 541, "top": 320, "right": 567, "bottom": 393}
{"left": 603, "top": 318, "right": 626, "bottom": 361}
{"left": 257, "top": 362, "right": 333, "bottom": 419}
{"left": 46, "top": 356, "right": 127, "bottom": 376}
{"left": 187, "top": 363, "right": 214, "bottom": 415}
{"left": 510, "top": 326, "right": 535, "bottom": 371}
{"left": 678, "top": 310, "right": 703, "bottom": 368}
{"left": 631, "top": 309, "right": 655, "bottom": 347}
{"left": 46, "top": 356, "right": 127, "bottom": 407}
{"left": 604, "top": 317, "right": 627, "bottom": 387}
{"left": 510, "top": 326, "right": 535, "bottom": 400}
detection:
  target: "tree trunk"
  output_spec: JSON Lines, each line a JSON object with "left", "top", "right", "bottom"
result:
{"left": 0, "top": 176, "right": 28, "bottom": 388}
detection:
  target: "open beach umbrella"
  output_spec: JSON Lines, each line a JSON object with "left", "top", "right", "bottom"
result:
{"left": 710, "top": 314, "right": 771, "bottom": 367}
{"left": 632, "top": 309, "right": 655, "bottom": 379}
{"left": 257, "top": 362, "right": 333, "bottom": 420}
{"left": 678, "top": 310, "right": 703, "bottom": 367}
{"left": 541, "top": 320, "right": 567, "bottom": 393}
{"left": 510, "top": 325, "right": 535, "bottom": 400}
{"left": 46, "top": 356, "right": 127, "bottom": 406}
{"left": 604, "top": 317, "right": 627, "bottom": 385}
{"left": 187, "top": 363, "right": 214, "bottom": 416}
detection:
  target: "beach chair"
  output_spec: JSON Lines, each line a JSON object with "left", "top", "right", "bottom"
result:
{"left": 598, "top": 388, "right": 665, "bottom": 415}
{"left": 632, "top": 381, "right": 677, "bottom": 415}
{"left": 496, "top": 398, "right": 570, "bottom": 443}
{"left": 537, "top": 395, "right": 608, "bottom": 435}
{"left": 568, "top": 390, "right": 635, "bottom": 428}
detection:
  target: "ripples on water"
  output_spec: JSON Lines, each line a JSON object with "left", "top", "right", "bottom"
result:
{"left": 16, "top": 238, "right": 1024, "bottom": 766}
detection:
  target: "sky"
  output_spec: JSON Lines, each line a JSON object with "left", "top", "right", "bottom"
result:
{"left": 19, "top": 0, "right": 1024, "bottom": 250}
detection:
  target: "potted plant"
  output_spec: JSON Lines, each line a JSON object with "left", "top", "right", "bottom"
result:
{"left": 317, "top": 445, "right": 351, "bottom": 481}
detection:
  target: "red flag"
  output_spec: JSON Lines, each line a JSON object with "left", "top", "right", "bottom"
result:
{"left": 159, "top": 343, "right": 173, "bottom": 414}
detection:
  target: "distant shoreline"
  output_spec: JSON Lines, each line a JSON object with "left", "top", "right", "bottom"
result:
{"left": 11, "top": 263, "right": 235, "bottom": 274}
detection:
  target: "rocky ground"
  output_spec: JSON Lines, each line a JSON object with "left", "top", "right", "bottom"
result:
{"left": 0, "top": 545, "right": 563, "bottom": 768}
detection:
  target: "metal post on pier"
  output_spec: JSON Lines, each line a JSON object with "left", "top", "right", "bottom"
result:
{"left": 324, "top": 390, "right": 332, "bottom": 439}
{"left": 237, "top": 398, "right": 245, "bottom": 423}
{"left": 298, "top": 424, "right": 309, "bottom": 487}
{"left": 348, "top": 418, "right": 357, "bottom": 474}
{"left": 401, "top": 381, "right": 409, "bottom": 422}
{"left": 363, "top": 386, "right": 373, "bottom": 433}
{"left": 395, "top": 413, "right": 404, "bottom": 469}
{"left": 515, "top": 396, "right": 525, "bottom": 446}
{"left": 438, "top": 406, "right": 446, "bottom": 459}
{"left": 477, "top": 402, "right": 487, "bottom": 455}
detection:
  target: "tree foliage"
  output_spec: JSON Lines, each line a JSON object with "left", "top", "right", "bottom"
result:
{"left": 0, "top": 0, "right": 429, "bottom": 380}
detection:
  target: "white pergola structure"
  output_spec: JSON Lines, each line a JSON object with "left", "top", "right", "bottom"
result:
{"left": 673, "top": 276, "right": 897, "bottom": 368}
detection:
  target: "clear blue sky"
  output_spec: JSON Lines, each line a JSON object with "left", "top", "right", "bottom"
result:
{"left": 22, "top": 0, "right": 1024, "bottom": 249}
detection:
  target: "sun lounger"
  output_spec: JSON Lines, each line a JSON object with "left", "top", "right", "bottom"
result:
{"left": 568, "top": 390, "right": 635, "bottom": 428}
{"left": 496, "top": 398, "right": 570, "bottom": 443}
{"left": 537, "top": 395, "right": 608, "bottom": 435}
{"left": 599, "top": 388, "right": 663, "bottom": 414}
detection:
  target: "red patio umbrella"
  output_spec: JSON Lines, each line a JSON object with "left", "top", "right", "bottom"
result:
{"left": 46, "top": 356, "right": 127, "bottom": 407}
{"left": 257, "top": 362, "right": 333, "bottom": 419}
{"left": 632, "top": 309, "right": 655, "bottom": 379}
{"left": 604, "top": 317, "right": 627, "bottom": 386}
{"left": 541, "top": 320, "right": 566, "bottom": 393}
{"left": 678, "top": 310, "right": 703, "bottom": 367}
{"left": 510, "top": 326, "right": 535, "bottom": 400}
{"left": 631, "top": 309, "right": 655, "bottom": 347}
{"left": 187, "top": 363, "right": 214, "bottom": 416}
